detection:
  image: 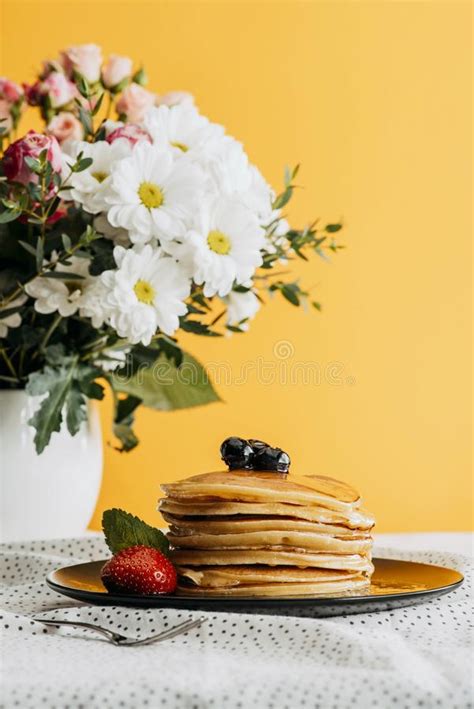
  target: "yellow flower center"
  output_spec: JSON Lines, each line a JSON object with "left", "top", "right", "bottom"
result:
{"left": 207, "top": 230, "right": 231, "bottom": 255}
{"left": 92, "top": 171, "right": 108, "bottom": 183}
{"left": 138, "top": 182, "right": 164, "bottom": 209}
{"left": 134, "top": 279, "right": 156, "bottom": 305}
{"left": 171, "top": 141, "right": 188, "bottom": 152}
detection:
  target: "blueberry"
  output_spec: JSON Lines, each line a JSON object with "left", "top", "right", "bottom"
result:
{"left": 253, "top": 445, "right": 291, "bottom": 473}
{"left": 220, "top": 437, "right": 254, "bottom": 470}
{"left": 248, "top": 439, "right": 270, "bottom": 452}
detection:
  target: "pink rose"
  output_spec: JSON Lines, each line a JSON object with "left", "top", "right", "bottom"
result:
{"left": 47, "top": 112, "right": 83, "bottom": 143}
{"left": 39, "top": 60, "right": 63, "bottom": 80}
{"left": 155, "top": 91, "right": 194, "bottom": 108}
{"left": 40, "top": 72, "right": 77, "bottom": 109}
{"left": 0, "top": 78, "right": 23, "bottom": 104}
{"left": 102, "top": 55, "right": 133, "bottom": 89}
{"left": 116, "top": 83, "right": 155, "bottom": 123}
{"left": 0, "top": 99, "right": 13, "bottom": 134}
{"left": 3, "top": 131, "right": 62, "bottom": 188}
{"left": 62, "top": 44, "right": 102, "bottom": 83}
{"left": 106, "top": 123, "right": 152, "bottom": 146}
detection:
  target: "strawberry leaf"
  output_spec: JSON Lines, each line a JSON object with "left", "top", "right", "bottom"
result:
{"left": 102, "top": 508, "right": 169, "bottom": 556}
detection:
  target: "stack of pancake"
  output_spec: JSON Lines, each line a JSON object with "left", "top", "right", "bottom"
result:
{"left": 159, "top": 471, "right": 375, "bottom": 597}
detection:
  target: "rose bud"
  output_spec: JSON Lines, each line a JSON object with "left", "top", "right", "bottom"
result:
{"left": 40, "top": 72, "right": 77, "bottom": 109}
{"left": 116, "top": 83, "right": 155, "bottom": 123}
{"left": 47, "top": 112, "right": 83, "bottom": 144}
{"left": 0, "top": 78, "right": 23, "bottom": 104}
{"left": 3, "top": 131, "right": 62, "bottom": 191}
{"left": 62, "top": 44, "right": 102, "bottom": 84}
{"left": 0, "top": 100, "right": 13, "bottom": 134}
{"left": 106, "top": 123, "right": 152, "bottom": 146}
{"left": 102, "top": 55, "right": 133, "bottom": 90}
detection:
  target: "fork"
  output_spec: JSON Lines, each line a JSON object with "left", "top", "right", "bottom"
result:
{"left": 32, "top": 615, "right": 206, "bottom": 646}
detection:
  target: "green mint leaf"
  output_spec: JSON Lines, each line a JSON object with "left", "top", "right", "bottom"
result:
{"left": 102, "top": 509, "right": 169, "bottom": 555}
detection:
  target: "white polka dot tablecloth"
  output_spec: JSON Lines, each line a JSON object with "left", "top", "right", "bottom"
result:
{"left": 0, "top": 537, "right": 472, "bottom": 709}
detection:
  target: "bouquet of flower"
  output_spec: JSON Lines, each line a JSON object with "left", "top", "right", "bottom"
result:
{"left": 0, "top": 44, "right": 343, "bottom": 454}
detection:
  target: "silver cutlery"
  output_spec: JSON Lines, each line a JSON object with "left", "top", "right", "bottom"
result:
{"left": 31, "top": 615, "right": 206, "bottom": 646}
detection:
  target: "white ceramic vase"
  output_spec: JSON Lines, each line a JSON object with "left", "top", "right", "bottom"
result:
{"left": 0, "top": 389, "right": 103, "bottom": 543}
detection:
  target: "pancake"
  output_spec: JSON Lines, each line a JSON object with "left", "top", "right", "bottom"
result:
{"left": 161, "top": 467, "right": 375, "bottom": 595}
{"left": 167, "top": 530, "right": 373, "bottom": 555}
{"left": 177, "top": 576, "right": 369, "bottom": 597}
{"left": 178, "top": 565, "right": 360, "bottom": 587}
{"left": 161, "top": 471, "right": 360, "bottom": 512}
{"left": 171, "top": 549, "right": 374, "bottom": 574}
{"left": 163, "top": 512, "right": 370, "bottom": 537}
{"left": 159, "top": 499, "right": 374, "bottom": 530}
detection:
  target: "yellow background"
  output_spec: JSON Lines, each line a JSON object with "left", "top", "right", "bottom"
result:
{"left": 1, "top": 0, "right": 472, "bottom": 532}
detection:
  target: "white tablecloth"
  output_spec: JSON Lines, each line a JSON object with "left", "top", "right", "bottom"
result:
{"left": 0, "top": 535, "right": 472, "bottom": 708}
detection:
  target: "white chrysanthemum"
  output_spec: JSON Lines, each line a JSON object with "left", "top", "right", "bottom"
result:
{"left": 25, "top": 257, "right": 95, "bottom": 317}
{"left": 242, "top": 165, "right": 275, "bottom": 224}
{"left": 0, "top": 294, "right": 27, "bottom": 338}
{"left": 78, "top": 278, "right": 110, "bottom": 329}
{"left": 98, "top": 245, "right": 190, "bottom": 344}
{"left": 143, "top": 103, "right": 224, "bottom": 157}
{"left": 224, "top": 289, "right": 260, "bottom": 332}
{"left": 206, "top": 136, "right": 252, "bottom": 196}
{"left": 66, "top": 140, "right": 131, "bottom": 214}
{"left": 95, "top": 345, "right": 131, "bottom": 372}
{"left": 168, "top": 197, "right": 265, "bottom": 298}
{"left": 93, "top": 213, "right": 130, "bottom": 247}
{"left": 205, "top": 138, "right": 274, "bottom": 224}
{"left": 105, "top": 142, "right": 203, "bottom": 245}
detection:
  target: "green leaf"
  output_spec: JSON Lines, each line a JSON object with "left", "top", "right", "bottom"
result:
{"left": 18, "top": 240, "right": 37, "bottom": 257}
{"left": 291, "top": 163, "right": 300, "bottom": 180}
{"left": 272, "top": 186, "right": 293, "bottom": 210}
{"left": 226, "top": 324, "right": 245, "bottom": 333}
{"left": 325, "top": 223, "right": 343, "bottom": 233}
{"left": 111, "top": 350, "right": 221, "bottom": 411}
{"left": 0, "top": 209, "right": 20, "bottom": 224}
{"left": 74, "top": 157, "right": 93, "bottom": 173}
{"left": 113, "top": 420, "right": 139, "bottom": 452}
{"left": 92, "top": 91, "right": 105, "bottom": 116}
{"left": 76, "top": 364, "right": 105, "bottom": 400}
{"left": 312, "top": 301, "right": 322, "bottom": 311}
{"left": 76, "top": 105, "right": 93, "bottom": 136}
{"left": 66, "top": 386, "right": 87, "bottom": 436}
{"left": 102, "top": 508, "right": 169, "bottom": 556}
{"left": 61, "top": 233, "right": 72, "bottom": 251}
{"left": 26, "top": 360, "right": 77, "bottom": 454}
{"left": 281, "top": 284, "right": 300, "bottom": 306}
{"left": 24, "top": 156, "right": 42, "bottom": 174}
{"left": 132, "top": 67, "right": 148, "bottom": 86}
{"left": 155, "top": 336, "right": 183, "bottom": 368}
{"left": 75, "top": 73, "right": 90, "bottom": 98}
{"left": 179, "top": 320, "right": 221, "bottom": 337}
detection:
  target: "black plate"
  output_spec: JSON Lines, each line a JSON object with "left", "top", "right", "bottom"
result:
{"left": 46, "top": 558, "right": 464, "bottom": 617}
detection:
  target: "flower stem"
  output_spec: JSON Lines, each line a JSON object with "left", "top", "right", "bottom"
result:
{"left": 0, "top": 348, "right": 18, "bottom": 381}
{"left": 39, "top": 313, "right": 62, "bottom": 352}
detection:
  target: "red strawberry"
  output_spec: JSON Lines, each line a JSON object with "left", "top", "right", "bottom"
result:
{"left": 101, "top": 545, "right": 177, "bottom": 595}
